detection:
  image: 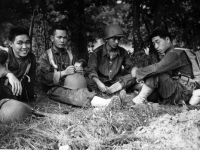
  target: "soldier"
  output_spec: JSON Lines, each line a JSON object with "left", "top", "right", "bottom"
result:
{"left": 0, "top": 26, "right": 36, "bottom": 124}
{"left": 86, "top": 24, "right": 136, "bottom": 94}
{"left": 39, "top": 24, "right": 124, "bottom": 109}
{"left": 132, "top": 28, "right": 198, "bottom": 105}
{"left": 38, "top": 24, "right": 96, "bottom": 106}
{"left": 0, "top": 26, "right": 36, "bottom": 102}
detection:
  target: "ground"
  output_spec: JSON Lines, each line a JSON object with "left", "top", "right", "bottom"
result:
{"left": 1, "top": 84, "right": 200, "bottom": 150}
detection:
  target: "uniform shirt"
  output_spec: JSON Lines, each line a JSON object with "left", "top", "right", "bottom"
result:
{"left": 38, "top": 47, "right": 85, "bottom": 87}
{"left": 87, "top": 44, "right": 134, "bottom": 83}
{"left": 136, "top": 46, "right": 193, "bottom": 81}
{"left": 0, "top": 48, "right": 36, "bottom": 99}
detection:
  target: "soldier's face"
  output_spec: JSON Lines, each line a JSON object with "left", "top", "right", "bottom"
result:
{"left": 106, "top": 37, "right": 121, "bottom": 49}
{"left": 10, "top": 34, "right": 30, "bottom": 58}
{"left": 152, "top": 36, "right": 171, "bottom": 55}
{"left": 51, "top": 30, "right": 68, "bottom": 49}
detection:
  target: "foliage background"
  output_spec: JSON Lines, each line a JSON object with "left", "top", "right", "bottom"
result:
{"left": 1, "top": 0, "right": 200, "bottom": 63}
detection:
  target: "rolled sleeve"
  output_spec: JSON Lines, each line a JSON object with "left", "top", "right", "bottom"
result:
{"left": 88, "top": 72, "right": 99, "bottom": 79}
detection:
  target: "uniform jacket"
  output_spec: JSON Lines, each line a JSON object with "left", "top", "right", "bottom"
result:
{"left": 0, "top": 48, "right": 36, "bottom": 100}
{"left": 38, "top": 47, "right": 85, "bottom": 88}
{"left": 136, "top": 46, "right": 193, "bottom": 81}
{"left": 87, "top": 44, "right": 134, "bottom": 83}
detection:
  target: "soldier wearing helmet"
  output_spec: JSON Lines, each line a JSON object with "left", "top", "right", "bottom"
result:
{"left": 86, "top": 24, "right": 136, "bottom": 94}
{"left": 38, "top": 24, "right": 96, "bottom": 106}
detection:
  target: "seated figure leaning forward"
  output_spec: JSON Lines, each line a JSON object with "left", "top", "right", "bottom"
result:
{"left": 132, "top": 28, "right": 200, "bottom": 105}
{"left": 86, "top": 24, "right": 136, "bottom": 96}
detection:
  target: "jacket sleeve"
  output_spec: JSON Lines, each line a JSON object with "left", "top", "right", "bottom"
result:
{"left": 26, "top": 53, "right": 36, "bottom": 99}
{"left": 0, "top": 64, "right": 11, "bottom": 78}
{"left": 87, "top": 52, "right": 99, "bottom": 79}
{"left": 38, "top": 52, "right": 61, "bottom": 87}
{"left": 136, "top": 51, "right": 180, "bottom": 81}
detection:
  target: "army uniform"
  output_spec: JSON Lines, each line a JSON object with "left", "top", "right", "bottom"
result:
{"left": 86, "top": 44, "right": 136, "bottom": 91}
{"left": 136, "top": 47, "right": 194, "bottom": 104}
{"left": 0, "top": 48, "right": 36, "bottom": 102}
{"left": 38, "top": 47, "right": 95, "bottom": 106}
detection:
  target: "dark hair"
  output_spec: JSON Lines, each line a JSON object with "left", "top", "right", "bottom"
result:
{"left": 49, "top": 24, "right": 69, "bottom": 36}
{"left": 8, "top": 26, "right": 29, "bottom": 42}
{"left": 150, "top": 27, "right": 172, "bottom": 42}
{"left": 0, "top": 50, "right": 8, "bottom": 65}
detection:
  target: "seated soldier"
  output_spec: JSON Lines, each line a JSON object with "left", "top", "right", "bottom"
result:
{"left": 0, "top": 26, "right": 36, "bottom": 102}
{"left": 39, "top": 24, "right": 124, "bottom": 109}
{"left": 86, "top": 24, "right": 136, "bottom": 95}
{"left": 132, "top": 28, "right": 199, "bottom": 105}
{"left": 38, "top": 24, "right": 96, "bottom": 107}
{"left": 0, "top": 47, "right": 33, "bottom": 124}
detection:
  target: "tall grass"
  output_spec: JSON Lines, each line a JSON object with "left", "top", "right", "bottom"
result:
{"left": 0, "top": 94, "right": 184, "bottom": 149}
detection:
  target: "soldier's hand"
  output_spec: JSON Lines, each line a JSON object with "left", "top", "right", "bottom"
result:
{"left": 97, "top": 81, "right": 108, "bottom": 93}
{"left": 65, "top": 65, "right": 75, "bottom": 75}
{"left": 6, "top": 73, "right": 22, "bottom": 96}
{"left": 131, "top": 67, "right": 138, "bottom": 78}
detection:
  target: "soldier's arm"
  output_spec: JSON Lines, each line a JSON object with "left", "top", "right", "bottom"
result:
{"left": 38, "top": 52, "right": 59, "bottom": 86}
{"left": 87, "top": 52, "right": 99, "bottom": 80}
{"left": 136, "top": 51, "right": 180, "bottom": 81}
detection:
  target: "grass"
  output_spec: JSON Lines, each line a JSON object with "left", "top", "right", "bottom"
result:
{"left": 0, "top": 51, "right": 189, "bottom": 149}
{"left": 0, "top": 87, "right": 185, "bottom": 150}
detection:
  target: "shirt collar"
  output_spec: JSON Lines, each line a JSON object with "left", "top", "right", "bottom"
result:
{"left": 102, "top": 44, "right": 120, "bottom": 56}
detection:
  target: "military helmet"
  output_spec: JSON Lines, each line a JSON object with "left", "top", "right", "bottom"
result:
{"left": 104, "top": 24, "right": 125, "bottom": 40}
{"left": 64, "top": 73, "right": 87, "bottom": 90}
{"left": 0, "top": 99, "right": 32, "bottom": 124}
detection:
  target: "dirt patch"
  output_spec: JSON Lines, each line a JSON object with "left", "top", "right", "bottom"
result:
{"left": 134, "top": 109, "right": 200, "bottom": 150}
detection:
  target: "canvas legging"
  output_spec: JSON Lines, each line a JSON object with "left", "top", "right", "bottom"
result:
{"left": 145, "top": 73, "right": 193, "bottom": 105}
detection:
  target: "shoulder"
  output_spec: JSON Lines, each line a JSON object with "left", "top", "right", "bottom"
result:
{"left": 118, "top": 46, "right": 127, "bottom": 53}
{"left": 163, "top": 48, "right": 182, "bottom": 60}
{"left": 171, "top": 47, "right": 188, "bottom": 55}
{"left": 117, "top": 46, "right": 129, "bottom": 56}
{"left": 90, "top": 44, "right": 104, "bottom": 57}
{"left": 39, "top": 49, "right": 49, "bottom": 60}
{"left": 93, "top": 45, "right": 104, "bottom": 53}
